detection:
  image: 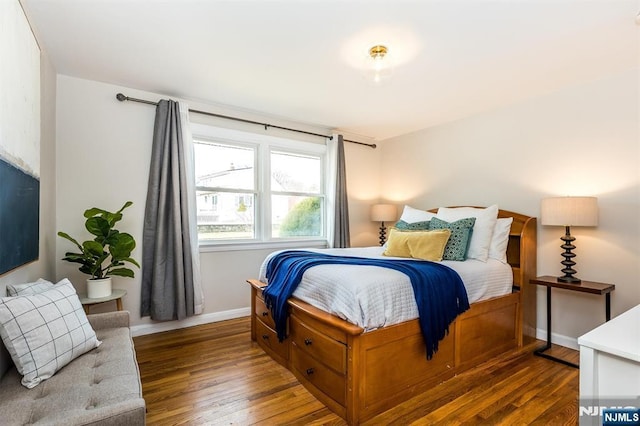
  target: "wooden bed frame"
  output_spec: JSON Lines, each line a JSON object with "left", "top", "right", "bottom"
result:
{"left": 248, "top": 208, "right": 537, "bottom": 425}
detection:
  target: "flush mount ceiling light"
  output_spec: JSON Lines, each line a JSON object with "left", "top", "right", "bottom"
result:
{"left": 370, "top": 44, "right": 388, "bottom": 58}
{"left": 363, "top": 44, "right": 393, "bottom": 85}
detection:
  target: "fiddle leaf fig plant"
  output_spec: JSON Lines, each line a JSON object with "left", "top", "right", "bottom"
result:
{"left": 58, "top": 201, "right": 140, "bottom": 279}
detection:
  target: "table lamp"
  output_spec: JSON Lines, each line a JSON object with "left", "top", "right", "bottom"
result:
{"left": 541, "top": 196, "right": 598, "bottom": 283}
{"left": 371, "top": 204, "right": 397, "bottom": 246}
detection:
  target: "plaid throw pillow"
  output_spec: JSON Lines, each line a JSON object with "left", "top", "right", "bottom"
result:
{"left": 0, "top": 278, "right": 101, "bottom": 388}
{"left": 6, "top": 278, "right": 54, "bottom": 296}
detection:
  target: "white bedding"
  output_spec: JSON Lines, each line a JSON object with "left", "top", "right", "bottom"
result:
{"left": 259, "top": 246, "right": 513, "bottom": 331}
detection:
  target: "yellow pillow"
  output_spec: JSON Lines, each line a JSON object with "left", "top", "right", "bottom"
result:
{"left": 383, "top": 228, "right": 413, "bottom": 258}
{"left": 407, "top": 229, "right": 451, "bottom": 261}
{"left": 383, "top": 228, "right": 451, "bottom": 261}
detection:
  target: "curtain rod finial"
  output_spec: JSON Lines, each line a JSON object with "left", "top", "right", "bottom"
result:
{"left": 116, "top": 93, "right": 126, "bottom": 102}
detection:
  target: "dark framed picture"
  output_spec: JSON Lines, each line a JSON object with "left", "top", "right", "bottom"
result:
{"left": 0, "top": 158, "right": 40, "bottom": 274}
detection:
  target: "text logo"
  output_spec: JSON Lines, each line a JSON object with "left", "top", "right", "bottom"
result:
{"left": 602, "top": 408, "right": 640, "bottom": 426}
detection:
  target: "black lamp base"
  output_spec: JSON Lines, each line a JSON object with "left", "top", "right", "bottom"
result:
{"left": 557, "top": 225, "right": 581, "bottom": 284}
{"left": 378, "top": 223, "right": 387, "bottom": 246}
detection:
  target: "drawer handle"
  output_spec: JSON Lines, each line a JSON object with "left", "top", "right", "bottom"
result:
{"left": 304, "top": 338, "right": 313, "bottom": 346}
{"left": 306, "top": 368, "right": 314, "bottom": 375}
{"left": 262, "top": 311, "right": 269, "bottom": 317}
{"left": 262, "top": 334, "right": 269, "bottom": 340}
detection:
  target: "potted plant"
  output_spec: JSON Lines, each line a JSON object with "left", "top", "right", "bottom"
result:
{"left": 58, "top": 201, "right": 140, "bottom": 298}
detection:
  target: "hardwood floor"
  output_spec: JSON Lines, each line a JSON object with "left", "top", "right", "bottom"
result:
{"left": 133, "top": 317, "right": 579, "bottom": 425}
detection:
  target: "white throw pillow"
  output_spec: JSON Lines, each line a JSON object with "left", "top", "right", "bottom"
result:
{"left": 488, "top": 217, "right": 513, "bottom": 263}
{"left": 0, "top": 278, "right": 101, "bottom": 388}
{"left": 436, "top": 205, "right": 499, "bottom": 262}
{"left": 399, "top": 205, "right": 436, "bottom": 224}
{"left": 6, "top": 278, "right": 54, "bottom": 296}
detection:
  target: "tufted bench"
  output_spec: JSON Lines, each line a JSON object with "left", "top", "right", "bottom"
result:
{"left": 0, "top": 311, "right": 145, "bottom": 425}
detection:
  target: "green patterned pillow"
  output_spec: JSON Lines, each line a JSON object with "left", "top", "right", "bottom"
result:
{"left": 428, "top": 217, "right": 476, "bottom": 261}
{"left": 394, "top": 220, "right": 431, "bottom": 231}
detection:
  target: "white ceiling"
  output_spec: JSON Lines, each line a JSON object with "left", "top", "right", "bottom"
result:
{"left": 21, "top": 0, "right": 639, "bottom": 141}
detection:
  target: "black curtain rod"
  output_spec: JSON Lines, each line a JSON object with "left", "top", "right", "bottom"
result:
{"left": 115, "top": 93, "right": 377, "bottom": 149}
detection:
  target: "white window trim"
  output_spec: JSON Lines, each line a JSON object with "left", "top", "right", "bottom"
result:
{"left": 191, "top": 123, "right": 327, "bottom": 247}
{"left": 199, "top": 239, "right": 328, "bottom": 253}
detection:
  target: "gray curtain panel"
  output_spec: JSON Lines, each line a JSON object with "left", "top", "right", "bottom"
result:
{"left": 333, "top": 135, "right": 350, "bottom": 248}
{"left": 141, "top": 99, "right": 196, "bottom": 320}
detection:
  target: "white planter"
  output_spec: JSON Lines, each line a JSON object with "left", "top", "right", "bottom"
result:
{"left": 87, "top": 277, "right": 112, "bottom": 299}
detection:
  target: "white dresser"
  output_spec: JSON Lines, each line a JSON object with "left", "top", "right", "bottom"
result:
{"left": 578, "top": 304, "right": 640, "bottom": 425}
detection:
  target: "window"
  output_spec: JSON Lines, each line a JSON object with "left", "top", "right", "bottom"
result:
{"left": 194, "top": 141, "right": 256, "bottom": 240}
{"left": 271, "top": 150, "right": 322, "bottom": 238}
{"left": 192, "top": 124, "right": 326, "bottom": 245}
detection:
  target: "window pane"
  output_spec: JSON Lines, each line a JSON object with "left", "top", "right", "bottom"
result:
{"left": 272, "top": 195, "right": 322, "bottom": 238}
{"left": 194, "top": 141, "right": 254, "bottom": 190}
{"left": 196, "top": 190, "right": 255, "bottom": 240}
{"left": 271, "top": 151, "right": 320, "bottom": 193}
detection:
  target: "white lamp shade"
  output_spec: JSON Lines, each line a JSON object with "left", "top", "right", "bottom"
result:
{"left": 371, "top": 204, "right": 397, "bottom": 222}
{"left": 541, "top": 196, "right": 598, "bottom": 227}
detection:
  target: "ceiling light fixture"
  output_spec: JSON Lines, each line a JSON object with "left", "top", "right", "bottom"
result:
{"left": 363, "top": 44, "right": 393, "bottom": 85}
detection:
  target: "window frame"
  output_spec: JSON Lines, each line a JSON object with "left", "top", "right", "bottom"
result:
{"left": 191, "top": 123, "right": 328, "bottom": 250}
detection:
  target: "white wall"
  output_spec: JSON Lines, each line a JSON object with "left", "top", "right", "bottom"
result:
{"left": 381, "top": 69, "right": 640, "bottom": 348}
{"left": 0, "top": 0, "right": 40, "bottom": 177}
{"left": 55, "top": 76, "right": 154, "bottom": 325}
{"left": 343, "top": 140, "right": 383, "bottom": 247}
{"left": 55, "top": 75, "right": 381, "bottom": 334}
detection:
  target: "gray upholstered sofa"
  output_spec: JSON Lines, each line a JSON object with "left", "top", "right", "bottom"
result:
{"left": 0, "top": 311, "right": 146, "bottom": 425}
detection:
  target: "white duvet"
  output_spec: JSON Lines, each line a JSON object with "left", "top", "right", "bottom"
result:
{"left": 259, "top": 246, "right": 513, "bottom": 331}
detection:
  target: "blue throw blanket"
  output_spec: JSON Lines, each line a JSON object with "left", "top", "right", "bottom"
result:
{"left": 262, "top": 250, "right": 470, "bottom": 359}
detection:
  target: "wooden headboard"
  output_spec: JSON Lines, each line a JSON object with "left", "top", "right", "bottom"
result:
{"left": 428, "top": 207, "right": 537, "bottom": 342}
{"left": 500, "top": 208, "right": 537, "bottom": 343}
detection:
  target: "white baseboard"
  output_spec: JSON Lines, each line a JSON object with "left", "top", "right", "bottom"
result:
{"left": 130, "top": 307, "right": 251, "bottom": 337}
{"left": 536, "top": 328, "right": 579, "bottom": 351}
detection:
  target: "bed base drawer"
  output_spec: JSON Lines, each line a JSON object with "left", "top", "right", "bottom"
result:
{"left": 291, "top": 343, "right": 346, "bottom": 406}
{"left": 254, "top": 294, "right": 276, "bottom": 330}
{"left": 255, "top": 318, "right": 289, "bottom": 365}
{"left": 290, "top": 315, "right": 347, "bottom": 374}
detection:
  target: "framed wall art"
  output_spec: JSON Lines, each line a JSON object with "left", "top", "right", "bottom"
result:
{"left": 0, "top": 0, "right": 41, "bottom": 275}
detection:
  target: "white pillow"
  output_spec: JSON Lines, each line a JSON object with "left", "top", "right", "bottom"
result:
{"left": 6, "top": 278, "right": 54, "bottom": 296}
{"left": 489, "top": 217, "right": 513, "bottom": 263}
{"left": 399, "top": 205, "right": 436, "bottom": 224}
{"left": 436, "top": 205, "right": 499, "bottom": 262}
{"left": 0, "top": 278, "right": 101, "bottom": 388}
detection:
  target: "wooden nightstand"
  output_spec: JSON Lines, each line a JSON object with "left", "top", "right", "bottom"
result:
{"left": 530, "top": 276, "right": 615, "bottom": 368}
{"left": 78, "top": 288, "right": 127, "bottom": 314}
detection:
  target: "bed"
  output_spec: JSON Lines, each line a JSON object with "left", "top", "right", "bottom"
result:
{"left": 247, "top": 207, "right": 537, "bottom": 425}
